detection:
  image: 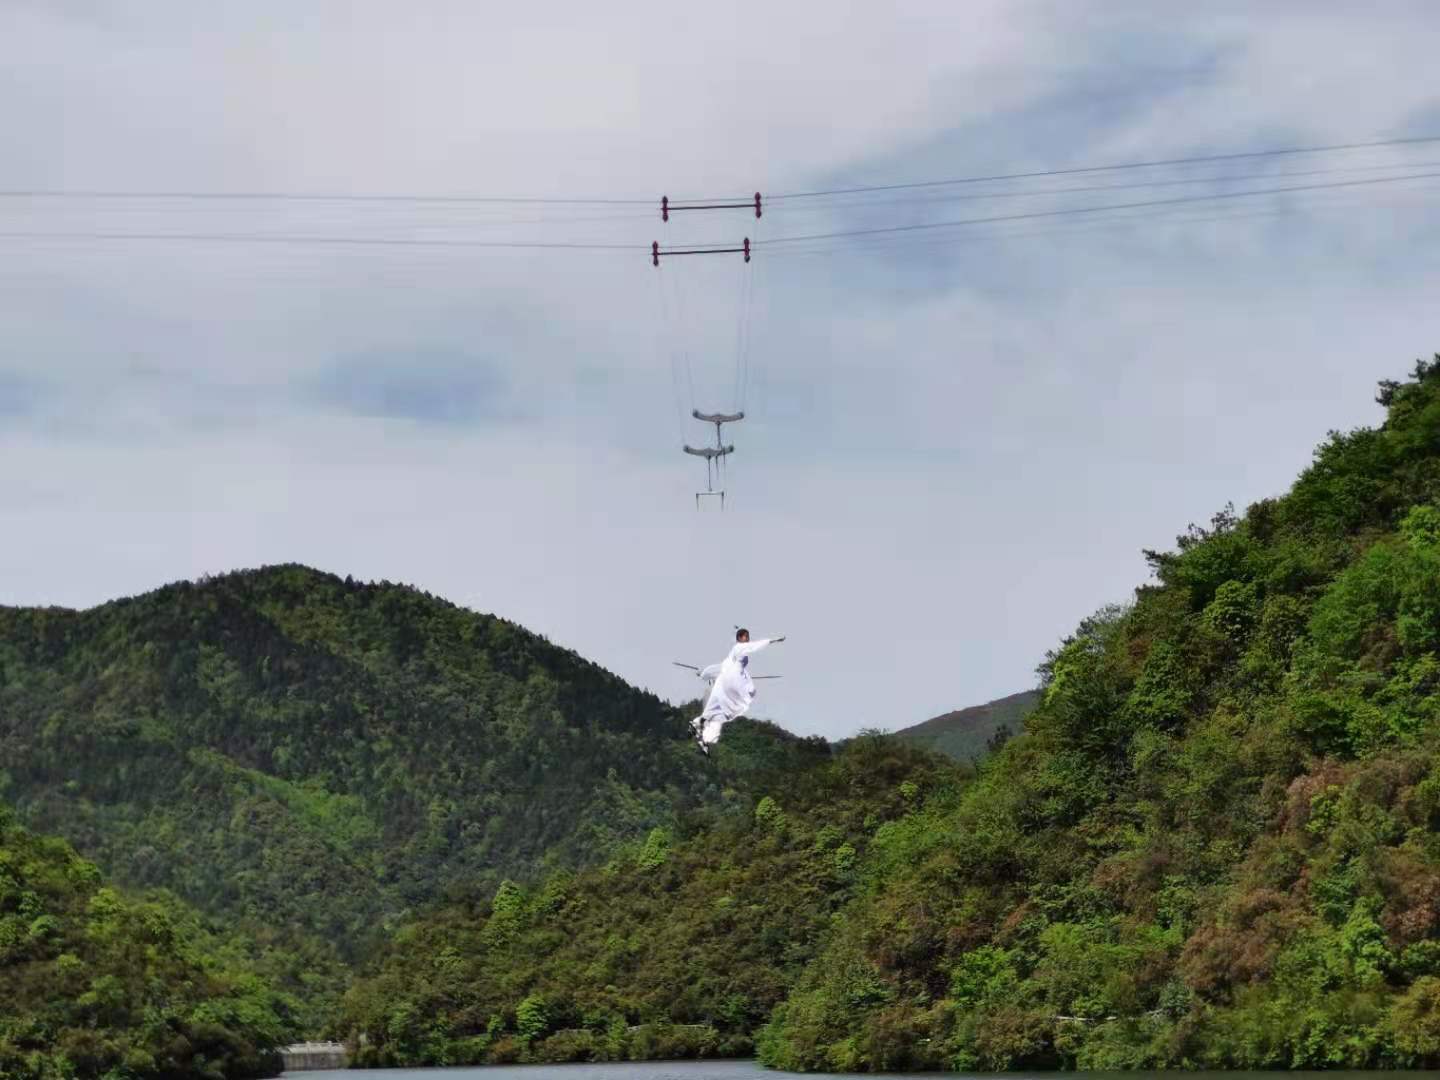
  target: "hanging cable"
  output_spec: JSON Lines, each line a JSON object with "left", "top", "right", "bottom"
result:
{"left": 760, "top": 186, "right": 1440, "bottom": 260}
{"left": 0, "top": 189, "right": 651, "bottom": 206}
{"left": 10, "top": 168, "right": 1435, "bottom": 255}
{"left": 743, "top": 157, "right": 1440, "bottom": 214}
{"left": 668, "top": 265, "right": 696, "bottom": 413}
{"left": 730, "top": 257, "right": 748, "bottom": 413}
{"left": 755, "top": 169, "right": 1440, "bottom": 248}
{"left": 764, "top": 134, "right": 1440, "bottom": 202}
{"left": 737, "top": 218, "right": 760, "bottom": 414}
{"left": 0, "top": 230, "right": 639, "bottom": 250}
{"left": 7, "top": 133, "right": 1436, "bottom": 211}
{"left": 653, "top": 265, "right": 690, "bottom": 449}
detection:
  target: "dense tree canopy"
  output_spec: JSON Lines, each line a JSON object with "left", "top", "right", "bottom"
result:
{"left": 0, "top": 566, "right": 711, "bottom": 1024}
{"left": 341, "top": 723, "right": 963, "bottom": 1066}
{"left": 0, "top": 803, "right": 289, "bottom": 1079}
{"left": 756, "top": 357, "right": 1440, "bottom": 1070}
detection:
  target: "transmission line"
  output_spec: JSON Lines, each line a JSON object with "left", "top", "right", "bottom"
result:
{"left": 3, "top": 133, "right": 1436, "bottom": 210}
{"left": 765, "top": 134, "right": 1440, "bottom": 202}
{"left": 754, "top": 157, "right": 1440, "bottom": 213}
{"left": 755, "top": 169, "right": 1440, "bottom": 247}
{"left": 6, "top": 168, "right": 1437, "bottom": 254}
{"left": 0, "top": 189, "right": 650, "bottom": 207}
{"left": 0, "top": 230, "right": 635, "bottom": 250}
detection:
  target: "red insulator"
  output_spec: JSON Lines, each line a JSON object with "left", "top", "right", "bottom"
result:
{"left": 743, "top": 237, "right": 751, "bottom": 263}
{"left": 661, "top": 196, "right": 669, "bottom": 223}
{"left": 651, "top": 241, "right": 660, "bottom": 267}
{"left": 754, "top": 192, "right": 762, "bottom": 219}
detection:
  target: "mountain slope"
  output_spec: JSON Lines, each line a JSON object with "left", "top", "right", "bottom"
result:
{"left": 0, "top": 802, "right": 290, "bottom": 1080}
{"left": 758, "top": 356, "right": 1440, "bottom": 1071}
{"left": 340, "top": 721, "right": 963, "bottom": 1066}
{"left": 894, "top": 689, "right": 1040, "bottom": 761}
{"left": 0, "top": 566, "right": 708, "bottom": 994}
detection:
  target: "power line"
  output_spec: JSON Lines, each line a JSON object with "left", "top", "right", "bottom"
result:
{"left": 3, "top": 134, "right": 1437, "bottom": 210}
{"left": 6, "top": 169, "right": 1436, "bottom": 254}
{"left": 755, "top": 158, "right": 1440, "bottom": 213}
{"left": 9, "top": 186, "right": 1424, "bottom": 278}
{"left": 0, "top": 230, "right": 637, "bottom": 250}
{"left": 763, "top": 190, "right": 1440, "bottom": 261}
{"left": 0, "top": 207, "right": 657, "bottom": 229}
{"left": 0, "top": 189, "right": 651, "bottom": 207}
{"left": 4, "top": 155, "right": 1439, "bottom": 257}
{"left": 756, "top": 169, "right": 1440, "bottom": 247}
{"left": 10, "top": 160, "right": 1430, "bottom": 234}
{"left": 766, "top": 134, "right": 1440, "bottom": 202}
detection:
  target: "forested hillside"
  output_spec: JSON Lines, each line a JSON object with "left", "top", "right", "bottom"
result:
{"left": 0, "top": 803, "right": 290, "bottom": 1080}
{"left": 335, "top": 356, "right": 1440, "bottom": 1071}
{"left": 0, "top": 566, "right": 709, "bottom": 1020}
{"left": 341, "top": 721, "right": 964, "bottom": 1066}
{"left": 758, "top": 357, "right": 1440, "bottom": 1070}
{"left": 893, "top": 689, "right": 1040, "bottom": 762}
{"left": 8, "top": 358, "right": 1440, "bottom": 1073}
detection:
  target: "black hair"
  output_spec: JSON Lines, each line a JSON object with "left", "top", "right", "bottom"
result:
{"left": 735, "top": 628, "right": 749, "bottom": 641}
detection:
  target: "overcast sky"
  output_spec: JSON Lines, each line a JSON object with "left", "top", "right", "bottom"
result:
{"left": 3, "top": 2, "right": 1440, "bottom": 738}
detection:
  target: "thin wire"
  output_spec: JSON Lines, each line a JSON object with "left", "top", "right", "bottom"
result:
{"left": 757, "top": 169, "right": 1440, "bottom": 246}
{"left": 0, "top": 205, "right": 657, "bottom": 226}
{"left": 766, "top": 134, "right": 1440, "bottom": 201}
{"left": 741, "top": 264, "right": 755, "bottom": 412}
{"left": 10, "top": 182, "right": 1432, "bottom": 270}
{"left": 0, "top": 189, "right": 651, "bottom": 206}
{"left": 668, "top": 267, "right": 695, "bottom": 412}
{"left": 0, "top": 230, "right": 639, "bottom": 250}
{"left": 738, "top": 228, "right": 759, "bottom": 413}
{"left": 654, "top": 266, "right": 689, "bottom": 449}
{"left": 6, "top": 188, "right": 1430, "bottom": 279}
{"left": 8, "top": 133, "right": 1437, "bottom": 210}
{"left": 751, "top": 158, "right": 1440, "bottom": 213}
{"left": 9, "top": 159, "right": 1428, "bottom": 246}
{"left": 763, "top": 188, "right": 1440, "bottom": 260}
{"left": 731, "top": 261, "right": 747, "bottom": 412}
{"left": 768, "top": 197, "right": 1434, "bottom": 259}
{"left": 6, "top": 162, "right": 1437, "bottom": 262}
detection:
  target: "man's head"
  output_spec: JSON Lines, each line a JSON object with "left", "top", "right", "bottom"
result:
{"left": 735, "top": 628, "right": 750, "bottom": 643}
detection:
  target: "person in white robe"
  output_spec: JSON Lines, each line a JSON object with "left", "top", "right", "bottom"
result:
{"left": 693, "top": 628, "right": 784, "bottom": 750}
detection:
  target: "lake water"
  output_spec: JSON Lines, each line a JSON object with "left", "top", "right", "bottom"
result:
{"left": 281, "top": 1063, "right": 1424, "bottom": 1080}
{"left": 280, "top": 1065, "right": 942, "bottom": 1079}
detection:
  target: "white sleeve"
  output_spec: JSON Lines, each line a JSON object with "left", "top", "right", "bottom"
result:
{"left": 699, "top": 663, "right": 722, "bottom": 681}
{"left": 735, "top": 638, "right": 771, "bottom": 658}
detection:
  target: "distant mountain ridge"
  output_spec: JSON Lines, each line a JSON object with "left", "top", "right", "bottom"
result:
{"left": 893, "top": 688, "right": 1040, "bottom": 761}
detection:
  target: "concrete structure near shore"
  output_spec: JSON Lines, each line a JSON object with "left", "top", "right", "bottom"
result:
{"left": 280, "top": 1041, "right": 348, "bottom": 1071}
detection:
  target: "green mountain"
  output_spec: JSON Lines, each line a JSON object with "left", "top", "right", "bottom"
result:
{"left": 337, "top": 355, "right": 1440, "bottom": 1071}
{"left": 340, "top": 720, "right": 964, "bottom": 1066}
{"left": 0, "top": 802, "right": 290, "bottom": 1080}
{"left": 0, "top": 565, "right": 710, "bottom": 1021}
{"left": 893, "top": 689, "right": 1041, "bottom": 762}
{"left": 758, "top": 357, "right": 1440, "bottom": 1070}
{"left": 11, "top": 356, "right": 1440, "bottom": 1073}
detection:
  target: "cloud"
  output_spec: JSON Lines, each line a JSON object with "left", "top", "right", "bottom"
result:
{"left": 0, "top": 371, "right": 42, "bottom": 421}
{"left": 2, "top": 2, "right": 1439, "bottom": 736}
{"left": 307, "top": 350, "right": 514, "bottom": 426}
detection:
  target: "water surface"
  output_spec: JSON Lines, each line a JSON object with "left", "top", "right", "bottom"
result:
{"left": 282, "top": 1065, "right": 941, "bottom": 1079}
{"left": 282, "top": 1063, "right": 1425, "bottom": 1080}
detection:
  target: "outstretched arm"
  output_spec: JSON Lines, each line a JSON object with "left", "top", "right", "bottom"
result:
{"left": 736, "top": 635, "right": 784, "bottom": 658}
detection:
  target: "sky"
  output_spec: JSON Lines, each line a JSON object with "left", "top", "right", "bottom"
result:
{"left": 3, "top": 1, "right": 1440, "bottom": 738}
